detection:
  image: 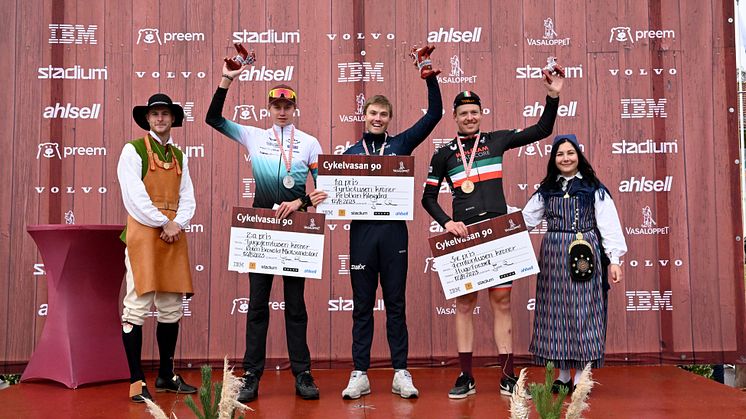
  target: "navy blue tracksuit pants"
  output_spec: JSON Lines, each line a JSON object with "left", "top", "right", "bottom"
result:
{"left": 349, "top": 220, "right": 409, "bottom": 371}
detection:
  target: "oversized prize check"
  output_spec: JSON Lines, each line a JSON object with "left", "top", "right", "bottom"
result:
{"left": 428, "top": 212, "right": 540, "bottom": 299}
{"left": 228, "top": 207, "right": 325, "bottom": 279}
{"left": 316, "top": 154, "right": 414, "bottom": 220}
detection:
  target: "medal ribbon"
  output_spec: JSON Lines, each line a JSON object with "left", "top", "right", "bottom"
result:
{"left": 361, "top": 134, "right": 387, "bottom": 156}
{"left": 455, "top": 133, "right": 481, "bottom": 185}
{"left": 272, "top": 125, "right": 294, "bottom": 175}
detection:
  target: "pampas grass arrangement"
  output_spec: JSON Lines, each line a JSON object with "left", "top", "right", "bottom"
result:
{"left": 509, "top": 368, "right": 531, "bottom": 419}
{"left": 565, "top": 363, "right": 594, "bottom": 419}
{"left": 509, "top": 362, "right": 596, "bottom": 419}
{"left": 147, "top": 357, "right": 251, "bottom": 419}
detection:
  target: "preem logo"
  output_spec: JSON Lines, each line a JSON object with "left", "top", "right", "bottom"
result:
{"left": 523, "top": 101, "right": 577, "bottom": 117}
{"left": 625, "top": 206, "right": 670, "bottom": 235}
{"left": 516, "top": 64, "right": 582, "bottom": 79}
{"left": 233, "top": 105, "right": 300, "bottom": 122}
{"left": 38, "top": 65, "right": 107, "bottom": 80}
{"left": 37, "top": 142, "right": 107, "bottom": 159}
{"left": 518, "top": 140, "right": 585, "bottom": 157}
{"left": 337, "top": 62, "right": 384, "bottom": 82}
{"left": 238, "top": 65, "right": 294, "bottom": 82}
{"left": 526, "top": 17, "right": 570, "bottom": 46}
{"left": 437, "top": 55, "right": 477, "bottom": 84}
{"left": 135, "top": 70, "right": 207, "bottom": 79}
{"left": 338, "top": 93, "right": 366, "bottom": 123}
{"left": 621, "top": 98, "right": 667, "bottom": 119}
{"left": 137, "top": 28, "right": 205, "bottom": 45}
{"left": 427, "top": 27, "right": 482, "bottom": 43}
{"left": 233, "top": 29, "right": 300, "bottom": 43}
{"left": 611, "top": 139, "right": 678, "bottom": 154}
{"left": 610, "top": 27, "right": 675, "bottom": 44}
{"left": 49, "top": 24, "right": 97, "bottom": 44}
{"left": 43, "top": 103, "right": 101, "bottom": 119}
{"left": 626, "top": 290, "right": 673, "bottom": 311}
{"left": 618, "top": 176, "right": 673, "bottom": 193}
{"left": 608, "top": 67, "right": 677, "bottom": 77}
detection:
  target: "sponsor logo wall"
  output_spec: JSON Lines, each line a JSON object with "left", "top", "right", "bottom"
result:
{"left": 4, "top": 9, "right": 742, "bottom": 367}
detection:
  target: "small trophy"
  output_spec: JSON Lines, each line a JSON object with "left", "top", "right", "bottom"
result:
{"left": 542, "top": 56, "right": 566, "bottom": 84}
{"left": 409, "top": 45, "right": 441, "bottom": 79}
{"left": 224, "top": 43, "right": 256, "bottom": 71}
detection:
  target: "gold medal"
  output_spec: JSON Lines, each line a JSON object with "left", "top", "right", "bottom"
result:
{"left": 461, "top": 179, "right": 475, "bottom": 193}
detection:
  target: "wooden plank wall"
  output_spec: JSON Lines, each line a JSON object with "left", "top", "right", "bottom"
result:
{"left": 1, "top": 0, "right": 744, "bottom": 370}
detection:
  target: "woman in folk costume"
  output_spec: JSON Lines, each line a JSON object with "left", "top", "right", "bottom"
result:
{"left": 117, "top": 93, "right": 197, "bottom": 402}
{"left": 522, "top": 134, "right": 627, "bottom": 393}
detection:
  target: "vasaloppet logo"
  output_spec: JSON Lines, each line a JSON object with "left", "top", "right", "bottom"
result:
{"left": 526, "top": 17, "right": 570, "bottom": 46}
{"left": 49, "top": 24, "right": 97, "bottom": 44}
{"left": 233, "top": 29, "right": 300, "bottom": 44}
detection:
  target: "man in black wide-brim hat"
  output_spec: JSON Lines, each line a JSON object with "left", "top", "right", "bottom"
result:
{"left": 117, "top": 93, "right": 198, "bottom": 403}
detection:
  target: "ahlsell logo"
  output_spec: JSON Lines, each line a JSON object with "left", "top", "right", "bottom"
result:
{"left": 621, "top": 98, "right": 667, "bottom": 119}
{"left": 38, "top": 65, "right": 107, "bottom": 80}
{"left": 43, "top": 103, "right": 101, "bottom": 119}
{"left": 625, "top": 206, "right": 670, "bottom": 235}
{"left": 239, "top": 65, "right": 294, "bottom": 82}
{"left": 137, "top": 28, "right": 205, "bottom": 45}
{"left": 611, "top": 139, "right": 678, "bottom": 154}
{"left": 437, "top": 55, "right": 477, "bottom": 84}
{"left": 427, "top": 27, "right": 482, "bottom": 43}
{"left": 333, "top": 141, "right": 355, "bottom": 155}
{"left": 134, "top": 70, "right": 207, "bottom": 79}
{"left": 430, "top": 221, "right": 445, "bottom": 233}
{"left": 523, "top": 101, "right": 577, "bottom": 117}
{"left": 516, "top": 64, "right": 582, "bottom": 79}
{"left": 610, "top": 27, "right": 675, "bottom": 44}
{"left": 618, "top": 176, "right": 673, "bottom": 193}
{"left": 338, "top": 62, "right": 384, "bottom": 82}
{"left": 626, "top": 290, "right": 673, "bottom": 311}
{"left": 339, "top": 93, "right": 367, "bottom": 123}
{"left": 37, "top": 142, "right": 107, "bottom": 159}
{"left": 608, "top": 67, "right": 677, "bottom": 77}
{"left": 526, "top": 17, "right": 570, "bottom": 46}
{"left": 49, "top": 24, "right": 97, "bottom": 44}
{"left": 233, "top": 29, "right": 300, "bottom": 43}
{"left": 325, "top": 32, "right": 395, "bottom": 41}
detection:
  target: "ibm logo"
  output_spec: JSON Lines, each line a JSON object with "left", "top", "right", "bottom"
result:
{"left": 337, "top": 62, "right": 384, "bottom": 82}
{"left": 625, "top": 291, "right": 673, "bottom": 311}
{"left": 48, "top": 24, "right": 97, "bottom": 45}
{"left": 621, "top": 98, "right": 667, "bottom": 119}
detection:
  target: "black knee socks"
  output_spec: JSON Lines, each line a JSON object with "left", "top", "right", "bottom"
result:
{"left": 122, "top": 323, "right": 145, "bottom": 383}
{"left": 156, "top": 322, "right": 179, "bottom": 379}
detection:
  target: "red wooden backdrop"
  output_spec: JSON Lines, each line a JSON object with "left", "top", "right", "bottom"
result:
{"left": 1, "top": 0, "right": 744, "bottom": 371}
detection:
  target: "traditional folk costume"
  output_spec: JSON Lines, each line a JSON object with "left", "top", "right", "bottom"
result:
{"left": 117, "top": 93, "right": 197, "bottom": 402}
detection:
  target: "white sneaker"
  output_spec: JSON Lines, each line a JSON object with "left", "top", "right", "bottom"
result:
{"left": 342, "top": 370, "right": 370, "bottom": 399}
{"left": 392, "top": 369, "right": 419, "bottom": 399}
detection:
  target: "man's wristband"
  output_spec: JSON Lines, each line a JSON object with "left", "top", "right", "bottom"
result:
{"left": 299, "top": 194, "right": 313, "bottom": 211}
{"left": 222, "top": 74, "right": 234, "bottom": 81}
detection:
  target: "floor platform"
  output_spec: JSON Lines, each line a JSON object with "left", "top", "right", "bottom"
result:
{"left": 1, "top": 366, "right": 745, "bottom": 418}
